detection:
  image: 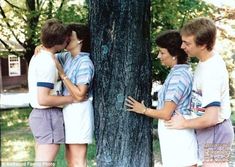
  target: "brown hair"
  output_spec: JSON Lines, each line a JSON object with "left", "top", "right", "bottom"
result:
{"left": 180, "top": 17, "right": 216, "bottom": 51}
{"left": 66, "top": 23, "right": 90, "bottom": 52}
{"left": 40, "top": 19, "right": 68, "bottom": 48}
{"left": 156, "top": 30, "right": 188, "bottom": 64}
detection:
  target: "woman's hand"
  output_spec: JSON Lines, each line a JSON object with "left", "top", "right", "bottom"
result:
{"left": 125, "top": 96, "right": 147, "bottom": 114}
{"left": 34, "top": 45, "right": 43, "bottom": 55}
{"left": 72, "top": 94, "right": 88, "bottom": 102}
{"left": 164, "top": 111, "right": 186, "bottom": 129}
{"left": 52, "top": 55, "right": 66, "bottom": 78}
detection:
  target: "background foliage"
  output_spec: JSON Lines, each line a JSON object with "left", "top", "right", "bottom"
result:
{"left": 1, "top": 0, "right": 235, "bottom": 165}
{"left": 151, "top": 0, "right": 215, "bottom": 82}
{"left": 0, "top": 0, "right": 234, "bottom": 88}
{"left": 0, "top": 0, "right": 88, "bottom": 63}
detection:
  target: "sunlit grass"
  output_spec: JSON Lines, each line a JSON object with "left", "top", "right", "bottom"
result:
{"left": 1, "top": 106, "right": 234, "bottom": 167}
{"left": 0, "top": 108, "right": 31, "bottom": 131}
{"left": 1, "top": 134, "right": 34, "bottom": 161}
{"left": 1, "top": 107, "right": 155, "bottom": 167}
{"left": 0, "top": 107, "right": 97, "bottom": 167}
{"left": 1, "top": 108, "right": 34, "bottom": 162}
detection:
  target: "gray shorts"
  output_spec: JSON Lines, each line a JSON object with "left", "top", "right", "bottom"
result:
{"left": 29, "top": 108, "right": 65, "bottom": 144}
{"left": 196, "top": 119, "right": 234, "bottom": 163}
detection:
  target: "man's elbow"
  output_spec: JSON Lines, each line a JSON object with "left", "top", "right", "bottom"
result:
{"left": 207, "top": 118, "right": 218, "bottom": 127}
{"left": 74, "top": 94, "right": 86, "bottom": 102}
{"left": 201, "top": 117, "right": 218, "bottom": 128}
{"left": 204, "top": 106, "right": 220, "bottom": 127}
{"left": 162, "top": 114, "right": 172, "bottom": 121}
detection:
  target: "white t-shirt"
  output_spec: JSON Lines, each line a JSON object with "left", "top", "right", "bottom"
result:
{"left": 28, "top": 50, "right": 62, "bottom": 109}
{"left": 191, "top": 53, "right": 231, "bottom": 122}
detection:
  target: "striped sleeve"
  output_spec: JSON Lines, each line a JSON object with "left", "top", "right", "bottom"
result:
{"left": 76, "top": 59, "right": 94, "bottom": 85}
{"left": 165, "top": 72, "right": 189, "bottom": 105}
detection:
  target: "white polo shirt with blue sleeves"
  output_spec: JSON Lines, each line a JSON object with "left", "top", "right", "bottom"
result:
{"left": 28, "top": 50, "right": 62, "bottom": 109}
{"left": 191, "top": 53, "right": 231, "bottom": 122}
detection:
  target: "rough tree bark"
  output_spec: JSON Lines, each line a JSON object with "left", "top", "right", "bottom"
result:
{"left": 89, "top": 1, "right": 152, "bottom": 167}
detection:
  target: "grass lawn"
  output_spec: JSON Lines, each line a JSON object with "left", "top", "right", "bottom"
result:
{"left": 1, "top": 107, "right": 161, "bottom": 167}
{"left": 2, "top": 107, "right": 233, "bottom": 166}
{"left": 0, "top": 107, "right": 96, "bottom": 167}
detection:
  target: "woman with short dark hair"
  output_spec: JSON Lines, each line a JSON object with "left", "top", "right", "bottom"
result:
{"left": 55, "top": 23, "right": 94, "bottom": 167}
{"left": 126, "top": 30, "right": 198, "bottom": 167}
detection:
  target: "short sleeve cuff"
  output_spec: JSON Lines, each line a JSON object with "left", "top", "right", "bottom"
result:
{"left": 204, "top": 101, "right": 221, "bottom": 108}
{"left": 37, "top": 82, "right": 54, "bottom": 89}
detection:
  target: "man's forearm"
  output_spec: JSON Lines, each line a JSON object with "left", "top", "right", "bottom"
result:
{"left": 38, "top": 95, "right": 72, "bottom": 106}
{"left": 184, "top": 116, "right": 216, "bottom": 129}
{"left": 185, "top": 108, "right": 219, "bottom": 129}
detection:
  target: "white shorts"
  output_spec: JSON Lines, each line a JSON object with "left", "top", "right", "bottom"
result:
{"left": 63, "top": 99, "right": 94, "bottom": 144}
{"left": 158, "top": 115, "right": 198, "bottom": 167}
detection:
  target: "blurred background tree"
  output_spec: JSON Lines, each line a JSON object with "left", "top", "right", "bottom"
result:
{"left": 151, "top": 0, "right": 215, "bottom": 83}
{"left": 0, "top": 0, "right": 88, "bottom": 64}
{"left": 0, "top": 0, "right": 234, "bottom": 96}
{"left": 212, "top": 7, "right": 235, "bottom": 98}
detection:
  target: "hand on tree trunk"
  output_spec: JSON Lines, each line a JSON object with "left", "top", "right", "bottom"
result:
{"left": 125, "top": 96, "right": 147, "bottom": 115}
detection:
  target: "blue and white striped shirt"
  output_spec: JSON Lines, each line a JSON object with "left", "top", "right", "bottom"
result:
{"left": 57, "top": 52, "right": 94, "bottom": 97}
{"left": 157, "top": 64, "right": 193, "bottom": 115}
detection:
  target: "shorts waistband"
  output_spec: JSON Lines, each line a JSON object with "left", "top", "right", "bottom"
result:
{"left": 217, "top": 119, "right": 227, "bottom": 125}
{"left": 34, "top": 107, "right": 63, "bottom": 110}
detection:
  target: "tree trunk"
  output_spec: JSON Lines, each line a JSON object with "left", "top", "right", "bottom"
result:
{"left": 89, "top": 1, "right": 153, "bottom": 167}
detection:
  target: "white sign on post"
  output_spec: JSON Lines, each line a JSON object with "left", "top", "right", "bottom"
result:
{"left": 8, "top": 55, "right": 21, "bottom": 77}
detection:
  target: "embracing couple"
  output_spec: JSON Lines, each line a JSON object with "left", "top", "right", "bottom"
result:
{"left": 28, "top": 19, "right": 94, "bottom": 167}
{"left": 126, "top": 17, "right": 234, "bottom": 167}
